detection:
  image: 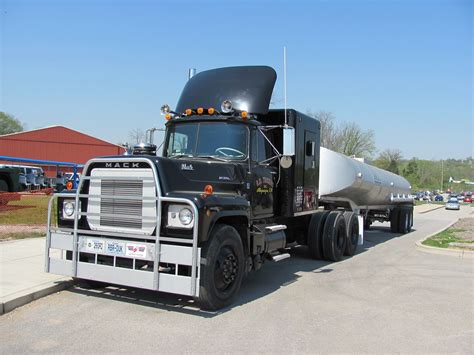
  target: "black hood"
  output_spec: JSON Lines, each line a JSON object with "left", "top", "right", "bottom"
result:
{"left": 176, "top": 66, "right": 277, "bottom": 114}
{"left": 156, "top": 157, "right": 246, "bottom": 196}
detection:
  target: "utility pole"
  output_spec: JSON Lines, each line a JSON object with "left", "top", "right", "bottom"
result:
{"left": 441, "top": 159, "right": 444, "bottom": 192}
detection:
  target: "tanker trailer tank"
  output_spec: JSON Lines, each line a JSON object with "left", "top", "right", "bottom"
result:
{"left": 319, "top": 147, "right": 412, "bottom": 209}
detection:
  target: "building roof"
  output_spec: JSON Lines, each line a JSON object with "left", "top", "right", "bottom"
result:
{"left": 0, "top": 125, "right": 124, "bottom": 148}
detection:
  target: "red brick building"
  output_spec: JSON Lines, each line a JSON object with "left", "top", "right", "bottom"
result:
{"left": 0, "top": 126, "right": 125, "bottom": 176}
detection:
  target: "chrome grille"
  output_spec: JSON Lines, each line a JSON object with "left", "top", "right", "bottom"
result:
{"left": 99, "top": 180, "right": 143, "bottom": 229}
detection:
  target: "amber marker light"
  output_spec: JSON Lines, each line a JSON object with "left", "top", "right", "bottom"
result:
{"left": 165, "top": 114, "right": 172, "bottom": 120}
{"left": 204, "top": 184, "right": 213, "bottom": 195}
{"left": 197, "top": 107, "right": 204, "bottom": 115}
{"left": 241, "top": 111, "right": 248, "bottom": 119}
{"left": 185, "top": 108, "right": 192, "bottom": 116}
{"left": 208, "top": 107, "right": 215, "bottom": 115}
{"left": 66, "top": 181, "right": 73, "bottom": 190}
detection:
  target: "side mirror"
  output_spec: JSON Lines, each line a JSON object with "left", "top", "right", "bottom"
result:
{"left": 282, "top": 127, "right": 295, "bottom": 156}
{"left": 281, "top": 126, "right": 295, "bottom": 168}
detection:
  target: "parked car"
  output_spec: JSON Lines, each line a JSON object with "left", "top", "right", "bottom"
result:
{"left": 463, "top": 195, "right": 472, "bottom": 203}
{"left": 445, "top": 198, "right": 460, "bottom": 210}
{"left": 457, "top": 195, "right": 465, "bottom": 202}
{"left": 434, "top": 195, "right": 444, "bottom": 202}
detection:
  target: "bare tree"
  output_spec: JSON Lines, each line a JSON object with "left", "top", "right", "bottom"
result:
{"left": 307, "top": 110, "right": 376, "bottom": 158}
{"left": 337, "top": 122, "right": 376, "bottom": 158}
{"left": 128, "top": 128, "right": 145, "bottom": 144}
{"left": 307, "top": 111, "right": 338, "bottom": 150}
{"left": 375, "top": 149, "right": 403, "bottom": 174}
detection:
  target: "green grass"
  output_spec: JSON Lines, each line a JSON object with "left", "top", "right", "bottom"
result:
{"left": 0, "top": 231, "right": 46, "bottom": 241}
{"left": 422, "top": 228, "right": 473, "bottom": 248}
{"left": 0, "top": 195, "right": 56, "bottom": 225}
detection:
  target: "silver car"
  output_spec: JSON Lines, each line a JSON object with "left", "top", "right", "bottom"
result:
{"left": 445, "top": 198, "right": 460, "bottom": 210}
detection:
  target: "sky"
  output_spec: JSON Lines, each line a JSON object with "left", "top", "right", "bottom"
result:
{"left": 1, "top": 0, "right": 472, "bottom": 159}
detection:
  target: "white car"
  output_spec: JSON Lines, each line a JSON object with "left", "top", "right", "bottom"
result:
{"left": 445, "top": 198, "right": 460, "bottom": 210}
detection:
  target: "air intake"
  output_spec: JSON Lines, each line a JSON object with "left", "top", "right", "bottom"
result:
{"left": 133, "top": 143, "right": 157, "bottom": 155}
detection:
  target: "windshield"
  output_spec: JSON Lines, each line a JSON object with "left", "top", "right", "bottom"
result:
{"left": 448, "top": 198, "right": 458, "bottom": 203}
{"left": 165, "top": 122, "right": 248, "bottom": 160}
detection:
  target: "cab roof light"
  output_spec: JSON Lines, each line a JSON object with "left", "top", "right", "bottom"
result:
{"left": 197, "top": 107, "right": 204, "bottom": 115}
{"left": 208, "top": 107, "right": 215, "bottom": 115}
{"left": 240, "top": 111, "right": 248, "bottom": 119}
{"left": 185, "top": 108, "right": 193, "bottom": 116}
{"left": 66, "top": 181, "right": 73, "bottom": 190}
{"left": 165, "top": 113, "right": 172, "bottom": 120}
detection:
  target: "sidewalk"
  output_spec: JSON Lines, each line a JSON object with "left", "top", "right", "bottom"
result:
{"left": 414, "top": 203, "right": 444, "bottom": 214}
{"left": 0, "top": 238, "right": 72, "bottom": 315}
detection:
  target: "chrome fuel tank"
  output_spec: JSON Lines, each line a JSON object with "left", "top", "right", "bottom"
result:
{"left": 319, "top": 147, "right": 411, "bottom": 208}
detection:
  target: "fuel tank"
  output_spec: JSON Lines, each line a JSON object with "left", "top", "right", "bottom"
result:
{"left": 319, "top": 147, "right": 411, "bottom": 207}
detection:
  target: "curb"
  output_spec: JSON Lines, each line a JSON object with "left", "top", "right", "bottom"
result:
{"left": 0, "top": 279, "right": 73, "bottom": 315}
{"left": 415, "top": 220, "right": 474, "bottom": 259}
{"left": 417, "top": 205, "right": 444, "bottom": 214}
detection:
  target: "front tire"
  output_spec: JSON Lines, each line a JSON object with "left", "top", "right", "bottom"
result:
{"left": 198, "top": 224, "right": 245, "bottom": 311}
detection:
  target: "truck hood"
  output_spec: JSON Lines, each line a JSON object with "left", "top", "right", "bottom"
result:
{"left": 155, "top": 157, "right": 246, "bottom": 196}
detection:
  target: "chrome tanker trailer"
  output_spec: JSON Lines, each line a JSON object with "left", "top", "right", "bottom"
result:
{"left": 45, "top": 66, "right": 414, "bottom": 310}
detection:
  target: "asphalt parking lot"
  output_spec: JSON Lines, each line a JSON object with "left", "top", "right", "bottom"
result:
{"left": 0, "top": 206, "right": 472, "bottom": 353}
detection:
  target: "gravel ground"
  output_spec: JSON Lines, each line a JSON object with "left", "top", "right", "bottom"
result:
{"left": 449, "top": 211, "right": 474, "bottom": 241}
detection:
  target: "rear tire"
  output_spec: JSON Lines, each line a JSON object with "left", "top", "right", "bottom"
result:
{"left": 343, "top": 212, "right": 359, "bottom": 256}
{"left": 322, "top": 211, "right": 347, "bottom": 262}
{"left": 198, "top": 224, "right": 245, "bottom": 311}
{"left": 307, "top": 211, "right": 330, "bottom": 260}
{"left": 390, "top": 208, "right": 400, "bottom": 233}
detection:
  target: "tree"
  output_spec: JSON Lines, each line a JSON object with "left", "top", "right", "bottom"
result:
{"left": 128, "top": 128, "right": 145, "bottom": 144}
{"left": 0, "top": 112, "right": 24, "bottom": 135}
{"left": 375, "top": 149, "right": 403, "bottom": 174}
{"left": 337, "top": 122, "right": 376, "bottom": 158}
{"left": 307, "top": 111, "right": 376, "bottom": 158}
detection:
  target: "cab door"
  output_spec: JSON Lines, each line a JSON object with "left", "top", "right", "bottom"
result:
{"left": 249, "top": 129, "right": 275, "bottom": 218}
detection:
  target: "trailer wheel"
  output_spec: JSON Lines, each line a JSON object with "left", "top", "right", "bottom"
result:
{"left": 390, "top": 208, "right": 400, "bottom": 233}
{"left": 322, "top": 211, "right": 347, "bottom": 262}
{"left": 198, "top": 224, "right": 245, "bottom": 311}
{"left": 398, "top": 208, "right": 410, "bottom": 234}
{"left": 343, "top": 212, "right": 359, "bottom": 256}
{"left": 307, "top": 211, "right": 330, "bottom": 260}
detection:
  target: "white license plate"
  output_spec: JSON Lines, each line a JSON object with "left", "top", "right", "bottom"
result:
{"left": 126, "top": 243, "right": 147, "bottom": 258}
{"left": 106, "top": 241, "right": 125, "bottom": 255}
{"left": 84, "top": 239, "right": 105, "bottom": 252}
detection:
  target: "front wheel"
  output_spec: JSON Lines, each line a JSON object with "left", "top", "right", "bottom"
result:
{"left": 197, "top": 224, "right": 245, "bottom": 310}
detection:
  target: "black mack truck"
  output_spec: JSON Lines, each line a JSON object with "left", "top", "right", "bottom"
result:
{"left": 45, "top": 66, "right": 413, "bottom": 310}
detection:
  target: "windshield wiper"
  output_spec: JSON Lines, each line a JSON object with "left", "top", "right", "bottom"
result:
{"left": 196, "top": 155, "right": 231, "bottom": 162}
{"left": 170, "top": 154, "right": 194, "bottom": 159}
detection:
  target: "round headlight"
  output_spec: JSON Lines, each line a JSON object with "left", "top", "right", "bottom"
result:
{"left": 63, "top": 201, "right": 75, "bottom": 217}
{"left": 179, "top": 207, "right": 193, "bottom": 225}
{"left": 221, "top": 100, "right": 233, "bottom": 113}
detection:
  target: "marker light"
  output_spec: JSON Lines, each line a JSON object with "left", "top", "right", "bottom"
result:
{"left": 204, "top": 184, "right": 213, "bottom": 195}
{"left": 161, "top": 104, "right": 171, "bottom": 114}
{"left": 185, "top": 109, "right": 192, "bottom": 116}
{"left": 241, "top": 111, "right": 248, "bottom": 119}
{"left": 165, "top": 114, "right": 172, "bottom": 120}
{"left": 208, "top": 107, "right": 215, "bottom": 115}
{"left": 197, "top": 107, "right": 204, "bottom": 115}
{"left": 66, "top": 181, "right": 73, "bottom": 190}
{"left": 221, "top": 100, "right": 233, "bottom": 113}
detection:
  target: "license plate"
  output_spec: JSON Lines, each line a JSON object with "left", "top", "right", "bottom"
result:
{"left": 126, "top": 243, "right": 147, "bottom": 258}
{"left": 106, "top": 241, "right": 125, "bottom": 255}
{"left": 84, "top": 239, "right": 105, "bottom": 252}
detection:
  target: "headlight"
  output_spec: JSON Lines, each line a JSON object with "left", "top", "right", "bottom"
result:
{"left": 62, "top": 200, "right": 75, "bottom": 219}
{"left": 179, "top": 207, "right": 193, "bottom": 225}
{"left": 167, "top": 204, "right": 194, "bottom": 229}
